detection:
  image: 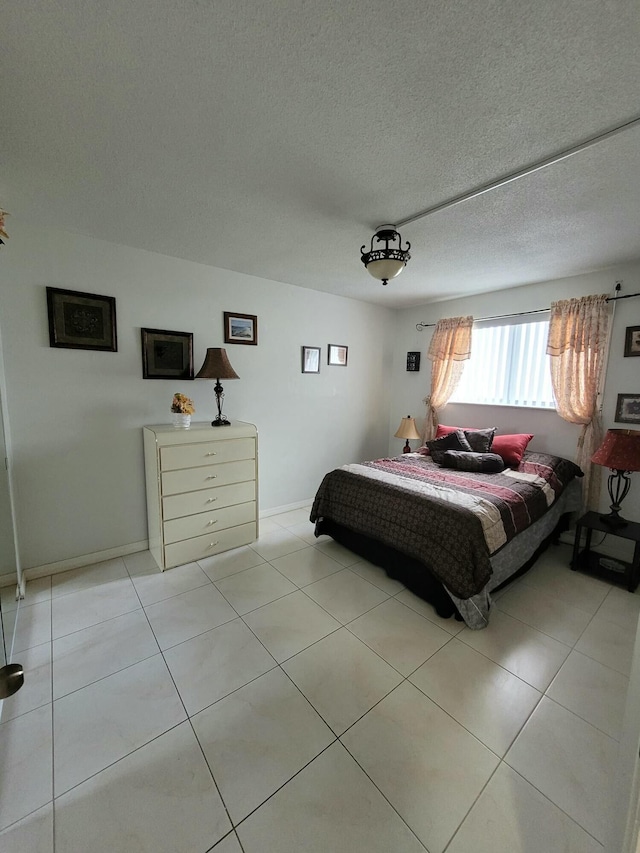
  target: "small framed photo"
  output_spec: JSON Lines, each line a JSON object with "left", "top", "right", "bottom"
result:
{"left": 615, "top": 393, "right": 640, "bottom": 425}
{"left": 406, "top": 351, "right": 421, "bottom": 372}
{"left": 328, "top": 344, "right": 348, "bottom": 366}
{"left": 224, "top": 312, "right": 258, "bottom": 345}
{"left": 141, "top": 328, "right": 194, "bottom": 380}
{"left": 46, "top": 287, "right": 117, "bottom": 351}
{"left": 624, "top": 326, "right": 640, "bottom": 357}
{"left": 301, "top": 346, "right": 321, "bottom": 374}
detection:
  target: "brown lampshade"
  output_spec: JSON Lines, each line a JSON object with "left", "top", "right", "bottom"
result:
{"left": 394, "top": 416, "right": 421, "bottom": 441}
{"left": 591, "top": 429, "right": 640, "bottom": 472}
{"left": 195, "top": 348, "right": 239, "bottom": 380}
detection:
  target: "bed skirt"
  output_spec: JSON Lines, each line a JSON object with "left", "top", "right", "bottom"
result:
{"left": 315, "top": 478, "right": 582, "bottom": 629}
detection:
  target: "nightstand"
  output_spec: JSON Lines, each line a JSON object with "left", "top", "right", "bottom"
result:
{"left": 571, "top": 510, "right": 640, "bottom": 592}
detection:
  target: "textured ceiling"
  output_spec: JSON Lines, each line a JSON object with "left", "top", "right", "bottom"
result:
{"left": 1, "top": 0, "right": 639, "bottom": 307}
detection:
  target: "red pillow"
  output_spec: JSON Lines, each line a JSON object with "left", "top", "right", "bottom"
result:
{"left": 436, "top": 424, "right": 471, "bottom": 438}
{"left": 491, "top": 434, "right": 534, "bottom": 467}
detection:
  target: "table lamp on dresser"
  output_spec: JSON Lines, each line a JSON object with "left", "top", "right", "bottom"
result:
{"left": 195, "top": 347, "right": 239, "bottom": 427}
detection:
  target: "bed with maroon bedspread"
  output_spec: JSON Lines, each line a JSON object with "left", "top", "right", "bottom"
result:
{"left": 310, "top": 451, "right": 582, "bottom": 628}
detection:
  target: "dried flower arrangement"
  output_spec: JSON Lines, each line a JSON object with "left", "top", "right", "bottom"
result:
{"left": 171, "top": 393, "right": 195, "bottom": 415}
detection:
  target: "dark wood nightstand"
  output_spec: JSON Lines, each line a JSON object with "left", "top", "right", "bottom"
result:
{"left": 571, "top": 510, "right": 640, "bottom": 592}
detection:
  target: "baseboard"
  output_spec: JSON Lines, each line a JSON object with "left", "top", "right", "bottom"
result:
{"left": 260, "top": 499, "right": 314, "bottom": 518}
{"left": 20, "top": 540, "right": 150, "bottom": 583}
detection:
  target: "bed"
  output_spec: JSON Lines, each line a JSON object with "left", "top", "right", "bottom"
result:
{"left": 310, "top": 439, "right": 583, "bottom": 629}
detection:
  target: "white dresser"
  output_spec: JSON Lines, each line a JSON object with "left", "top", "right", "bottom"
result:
{"left": 143, "top": 420, "right": 258, "bottom": 570}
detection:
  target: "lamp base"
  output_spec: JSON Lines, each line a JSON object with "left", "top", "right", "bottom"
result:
{"left": 211, "top": 416, "right": 231, "bottom": 427}
{"left": 599, "top": 511, "right": 628, "bottom": 529}
{"left": 402, "top": 440, "right": 411, "bottom": 453}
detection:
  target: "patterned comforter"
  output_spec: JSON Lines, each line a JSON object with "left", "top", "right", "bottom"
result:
{"left": 310, "top": 452, "right": 582, "bottom": 599}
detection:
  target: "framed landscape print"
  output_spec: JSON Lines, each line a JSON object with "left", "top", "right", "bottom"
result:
{"left": 301, "top": 346, "right": 320, "bottom": 373}
{"left": 141, "top": 328, "right": 194, "bottom": 379}
{"left": 615, "top": 393, "right": 640, "bottom": 425}
{"left": 328, "top": 344, "right": 348, "bottom": 366}
{"left": 47, "top": 287, "right": 117, "bottom": 351}
{"left": 624, "top": 326, "right": 640, "bottom": 357}
{"left": 224, "top": 312, "right": 258, "bottom": 345}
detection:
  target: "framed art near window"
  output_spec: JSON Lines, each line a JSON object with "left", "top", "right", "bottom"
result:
{"left": 328, "top": 344, "right": 348, "bottom": 366}
{"left": 406, "top": 351, "right": 421, "bottom": 371}
{"left": 301, "top": 346, "right": 320, "bottom": 373}
{"left": 224, "top": 312, "right": 258, "bottom": 345}
{"left": 624, "top": 326, "right": 640, "bottom": 357}
{"left": 141, "top": 328, "right": 194, "bottom": 380}
{"left": 47, "top": 287, "right": 117, "bottom": 351}
{"left": 615, "top": 393, "right": 640, "bottom": 425}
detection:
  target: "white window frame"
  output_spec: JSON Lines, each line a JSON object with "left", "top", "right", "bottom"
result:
{"left": 449, "top": 313, "right": 556, "bottom": 409}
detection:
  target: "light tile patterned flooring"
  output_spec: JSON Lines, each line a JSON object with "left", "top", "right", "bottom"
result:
{"left": 0, "top": 506, "right": 637, "bottom": 852}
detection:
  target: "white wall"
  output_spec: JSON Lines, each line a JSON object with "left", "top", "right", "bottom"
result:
{"left": 0, "top": 221, "right": 394, "bottom": 570}
{"left": 390, "top": 262, "right": 640, "bottom": 528}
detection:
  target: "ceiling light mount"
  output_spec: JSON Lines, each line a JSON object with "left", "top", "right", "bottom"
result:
{"left": 360, "top": 225, "right": 411, "bottom": 286}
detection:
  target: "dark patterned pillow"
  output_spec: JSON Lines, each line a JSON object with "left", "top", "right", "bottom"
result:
{"left": 426, "top": 429, "right": 472, "bottom": 464}
{"left": 464, "top": 427, "right": 497, "bottom": 453}
{"left": 440, "top": 450, "right": 505, "bottom": 473}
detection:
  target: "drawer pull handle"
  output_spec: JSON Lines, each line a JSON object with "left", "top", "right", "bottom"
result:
{"left": 206, "top": 475, "right": 217, "bottom": 480}
{"left": 207, "top": 497, "right": 217, "bottom": 503}
{"left": 209, "top": 541, "right": 219, "bottom": 548}
{"left": 206, "top": 452, "right": 217, "bottom": 456}
{"left": 207, "top": 520, "right": 218, "bottom": 526}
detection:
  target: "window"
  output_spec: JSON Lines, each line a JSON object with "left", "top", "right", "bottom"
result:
{"left": 449, "top": 315, "right": 556, "bottom": 408}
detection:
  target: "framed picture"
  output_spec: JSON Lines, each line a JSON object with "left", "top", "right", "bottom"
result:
{"left": 328, "top": 344, "right": 348, "bottom": 366}
{"left": 406, "top": 351, "right": 421, "bottom": 372}
{"left": 224, "top": 312, "right": 258, "bottom": 345}
{"left": 615, "top": 393, "right": 640, "bottom": 425}
{"left": 141, "top": 328, "right": 194, "bottom": 380}
{"left": 301, "top": 346, "right": 320, "bottom": 373}
{"left": 624, "top": 326, "right": 640, "bottom": 357}
{"left": 46, "top": 286, "right": 117, "bottom": 351}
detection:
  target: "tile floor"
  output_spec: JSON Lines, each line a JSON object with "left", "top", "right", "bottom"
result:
{"left": 0, "top": 507, "right": 637, "bottom": 852}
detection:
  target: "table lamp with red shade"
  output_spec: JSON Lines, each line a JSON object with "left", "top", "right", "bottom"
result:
{"left": 591, "top": 428, "right": 640, "bottom": 528}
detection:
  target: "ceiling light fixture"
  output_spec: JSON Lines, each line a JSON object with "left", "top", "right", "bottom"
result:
{"left": 360, "top": 225, "right": 411, "bottom": 286}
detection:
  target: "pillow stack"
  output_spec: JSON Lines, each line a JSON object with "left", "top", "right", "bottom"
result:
{"left": 422, "top": 424, "right": 534, "bottom": 472}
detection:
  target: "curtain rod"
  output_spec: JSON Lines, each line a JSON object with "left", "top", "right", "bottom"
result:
{"left": 415, "top": 289, "right": 640, "bottom": 331}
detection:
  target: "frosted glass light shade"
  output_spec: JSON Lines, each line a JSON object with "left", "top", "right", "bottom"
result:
{"left": 366, "top": 258, "right": 405, "bottom": 282}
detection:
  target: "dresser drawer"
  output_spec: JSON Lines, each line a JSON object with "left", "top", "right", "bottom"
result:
{"left": 161, "top": 459, "right": 255, "bottom": 496}
{"left": 162, "top": 480, "right": 255, "bottom": 521}
{"left": 164, "top": 522, "right": 257, "bottom": 568}
{"left": 163, "top": 501, "right": 256, "bottom": 545}
{"left": 160, "top": 438, "right": 254, "bottom": 471}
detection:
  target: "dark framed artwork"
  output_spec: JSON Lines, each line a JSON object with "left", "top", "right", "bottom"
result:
{"left": 615, "top": 393, "right": 640, "bottom": 425}
{"left": 328, "top": 344, "right": 348, "bottom": 366}
{"left": 141, "top": 328, "right": 194, "bottom": 380}
{"left": 224, "top": 312, "right": 258, "bottom": 345}
{"left": 406, "top": 351, "right": 421, "bottom": 372}
{"left": 301, "top": 346, "right": 321, "bottom": 374}
{"left": 624, "top": 326, "right": 640, "bottom": 357}
{"left": 46, "top": 286, "right": 117, "bottom": 351}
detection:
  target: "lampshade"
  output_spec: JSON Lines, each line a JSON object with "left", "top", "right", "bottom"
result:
{"left": 394, "top": 416, "right": 421, "bottom": 441}
{"left": 360, "top": 225, "right": 411, "bottom": 286}
{"left": 591, "top": 429, "right": 640, "bottom": 471}
{"left": 196, "top": 348, "right": 240, "bottom": 380}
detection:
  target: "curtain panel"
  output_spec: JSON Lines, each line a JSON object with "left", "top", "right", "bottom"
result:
{"left": 423, "top": 315, "right": 473, "bottom": 441}
{"left": 547, "top": 294, "right": 611, "bottom": 510}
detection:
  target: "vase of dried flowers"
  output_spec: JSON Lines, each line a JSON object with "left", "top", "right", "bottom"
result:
{"left": 171, "top": 393, "right": 195, "bottom": 429}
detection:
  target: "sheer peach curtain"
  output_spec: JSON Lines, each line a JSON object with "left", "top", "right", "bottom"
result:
{"left": 546, "top": 294, "right": 611, "bottom": 509}
{"left": 423, "top": 316, "right": 473, "bottom": 440}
